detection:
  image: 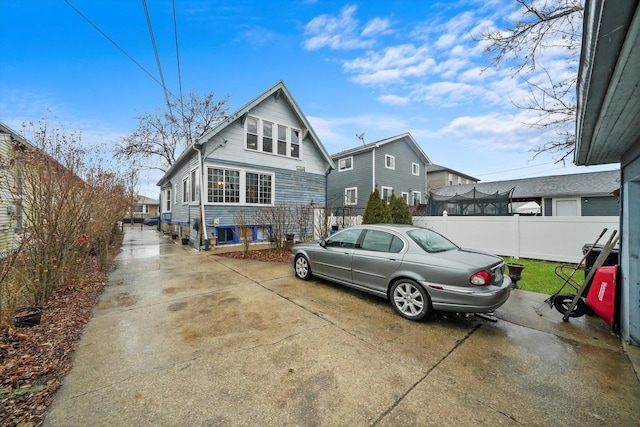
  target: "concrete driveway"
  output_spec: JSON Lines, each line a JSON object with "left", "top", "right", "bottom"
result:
{"left": 44, "top": 228, "right": 640, "bottom": 426}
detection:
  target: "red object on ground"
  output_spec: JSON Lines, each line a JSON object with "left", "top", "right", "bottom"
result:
{"left": 586, "top": 265, "right": 618, "bottom": 329}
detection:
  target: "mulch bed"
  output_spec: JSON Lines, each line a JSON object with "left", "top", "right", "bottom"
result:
{"left": 216, "top": 248, "right": 291, "bottom": 263}
{"left": 0, "top": 241, "right": 120, "bottom": 427}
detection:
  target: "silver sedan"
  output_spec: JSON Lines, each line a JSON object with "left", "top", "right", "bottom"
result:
{"left": 291, "top": 224, "right": 511, "bottom": 320}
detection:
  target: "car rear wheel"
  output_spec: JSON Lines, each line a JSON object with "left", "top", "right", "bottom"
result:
{"left": 390, "top": 279, "right": 431, "bottom": 320}
{"left": 294, "top": 255, "right": 313, "bottom": 280}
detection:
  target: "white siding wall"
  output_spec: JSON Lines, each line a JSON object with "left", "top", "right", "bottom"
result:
{"left": 202, "top": 96, "right": 327, "bottom": 175}
{"left": 0, "top": 134, "right": 17, "bottom": 257}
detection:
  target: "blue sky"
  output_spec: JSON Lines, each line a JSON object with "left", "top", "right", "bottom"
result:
{"left": 0, "top": 0, "right": 617, "bottom": 197}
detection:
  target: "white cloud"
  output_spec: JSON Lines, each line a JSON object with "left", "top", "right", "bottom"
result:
{"left": 303, "top": 5, "right": 386, "bottom": 51}
{"left": 344, "top": 44, "right": 434, "bottom": 84}
{"left": 377, "top": 94, "right": 410, "bottom": 106}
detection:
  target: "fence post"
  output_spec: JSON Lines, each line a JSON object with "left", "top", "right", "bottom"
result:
{"left": 513, "top": 214, "right": 520, "bottom": 259}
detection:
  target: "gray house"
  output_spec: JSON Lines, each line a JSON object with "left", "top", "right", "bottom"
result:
{"left": 431, "top": 170, "right": 620, "bottom": 216}
{"left": 156, "top": 81, "right": 335, "bottom": 246}
{"left": 575, "top": 0, "right": 639, "bottom": 346}
{"left": 327, "top": 133, "right": 432, "bottom": 216}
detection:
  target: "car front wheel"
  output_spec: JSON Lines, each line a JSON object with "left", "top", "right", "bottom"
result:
{"left": 390, "top": 279, "right": 431, "bottom": 320}
{"left": 294, "top": 255, "right": 313, "bottom": 280}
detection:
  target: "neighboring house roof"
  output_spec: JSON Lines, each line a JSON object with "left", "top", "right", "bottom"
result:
{"left": 331, "top": 133, "right": 432, "bottom": 166}
{"left": 137, "top": 195, "right": 158, "bottom": 205}
{"left": 575, "top": 0, "right": 640, "bottom": 165}
{"left": 426, "top": 164, "right": 479, "bottom": 182}
{"left": 0, "top": 121, "right": 36, "bottom": 150}
{"left": 158, "top": 80, "right": 335, "bottom": 186}
{"left": 434, "top": 170, "right": 620, "bottom": 199}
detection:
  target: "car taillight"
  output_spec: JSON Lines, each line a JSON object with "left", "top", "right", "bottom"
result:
{"left": 470, "top": 270, "right": 492, "bottom": 286}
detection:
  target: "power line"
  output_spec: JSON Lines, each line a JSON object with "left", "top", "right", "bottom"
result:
{"left": 172, "top": 0, "right": 184, "bottom": 110}
{"left": 475, "top": 161, "right": 556, "bottom": 177}
{"left": 141, "top": 0, "right": 173, "bottom": 116}
{"left": 63, "top": 0, "right": 177, "bottom": 100}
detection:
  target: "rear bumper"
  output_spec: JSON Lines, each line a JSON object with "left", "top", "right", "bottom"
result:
{"left": 424, "top": 276, "right": 512, "bottom": 313}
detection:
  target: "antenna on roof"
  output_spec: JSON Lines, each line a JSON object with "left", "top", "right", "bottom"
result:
{"left": 356, "top": 132, "right": 365, "bottom": 144}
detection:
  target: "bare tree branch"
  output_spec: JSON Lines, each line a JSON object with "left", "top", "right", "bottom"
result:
{"left": 481, "top": 0, "right": 583, "bottom": 162}
{"left": 115, "top": 91, "right": 229, "bottom": 172}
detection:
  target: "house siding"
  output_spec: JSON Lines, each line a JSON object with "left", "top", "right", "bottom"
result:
{"left": 374, "top": 140, "right": 425, "bottom": 202}
{"left": 157, "top": 82, "right": 332, "bottom": 246}
{"left": 328, "top": 151, "right": 373, "bottom": 212}
{"left": 328, "top": 135, "right": 429, "bottom": 214}
{"left": 581, "top": 196, "right": 619, "bottom": 216}
{"left": 0, "top": 134, "right": 15, "bottom": 257}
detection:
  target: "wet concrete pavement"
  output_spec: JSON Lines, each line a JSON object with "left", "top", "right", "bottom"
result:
{"left": 44, "top": 227, "right": 640, "bottom": 426}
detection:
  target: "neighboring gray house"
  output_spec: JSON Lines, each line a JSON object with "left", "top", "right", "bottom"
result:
{"left": 426, "top": 164, "right": 479, "bottom": 193}
{"left": 327, "top": 133, "right": 432, "bottom": 215}
{"left": 431, "top": 170, "right": 620, "bottom": 216}
{"left": 156, "top": 81, "right": 335, "bottom": 246}
{"left": 575, "top": 0, "right": 639, "bottom": 345}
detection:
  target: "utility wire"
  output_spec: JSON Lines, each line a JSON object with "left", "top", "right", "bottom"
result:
{"left": 142, "top": 0, "right": 173, "bottom": 116}
{"left": 172, "top": 0, "right": 184, "bottom": 110}
{"left": 63, "top": 0, "right": 177, "bottom": 100}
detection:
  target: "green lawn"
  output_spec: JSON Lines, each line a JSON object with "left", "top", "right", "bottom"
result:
{"left": 501, "top": 257, "right": 584, "bottom": 295}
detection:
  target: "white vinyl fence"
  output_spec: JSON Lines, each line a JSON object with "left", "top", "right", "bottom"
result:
{"left": 412, "top": 216, "right": 619, "bottom": 263}
{"left": 325, "top": 214, "right": 619, "bottom": 263}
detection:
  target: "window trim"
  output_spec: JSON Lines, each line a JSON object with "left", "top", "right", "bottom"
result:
{"left": 412, "top": 162, "right": 419, "bottom": 176}
{"left": 401, "top": 192, "right": 410, "bottom": 204}
{"left": 245, "top": 115, "right": 300, "bottom": 159}
{"left": 345, "top": 187, "right": 357, "bottom": 205}
{"left": 338, "top": 156, "right": 353, "bottom": 172}
{"left": 381, "top": 186, "right": 393, "bottom": 204}
{"left": 412, "top": 191, "right": 422, "bottom": 206}
{"left": 385, "top": 154, "right": 395, "bottom": 170}
{"left": 190, "top": 168, "right": 199, "bottom": 203}
{"left": 164, "top": 188, "right": 172, "bottom": 212}
{"left": 205, "top": 164, "right": 275, "bottom": 206}
{"left": 182, "top": 177, "right": 189, "bottom": 204}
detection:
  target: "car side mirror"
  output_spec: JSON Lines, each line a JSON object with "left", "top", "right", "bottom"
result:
{"left": 319, "top": 239, "right": 327, "bottom": 248}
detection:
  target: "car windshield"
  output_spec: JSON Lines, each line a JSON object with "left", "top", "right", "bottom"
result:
{"left": 407, "top": 228, "right": 458, "bottom": 253}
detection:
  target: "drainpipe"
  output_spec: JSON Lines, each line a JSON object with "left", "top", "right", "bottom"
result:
{"left": 191, "top": 144, "right": 208, "bottom": 250}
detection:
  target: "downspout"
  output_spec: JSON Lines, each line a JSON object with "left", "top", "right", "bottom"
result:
{"left": 191, "top": 144, "right": 208, "bottom": 250}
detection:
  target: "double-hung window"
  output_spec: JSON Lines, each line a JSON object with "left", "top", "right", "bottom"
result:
{"left": 338, "top": 157, "right": 353, "bottom": 171}
{"left": 345, "top": 187, "right": 357, "bottom": 205}
{"left": 277, "top": 125, "right": 287, "bottom": 155}
{"left": 381, "top": 186, "right": 393, "bottom": 204}
{"left": 164, "top": 189, "right": 171, "bottom": 212}
{"left": 247, "top": 117, "right": 258, "bottom": 150}
{"left": 190, "top": 169, "right": 198, "bottom": 203}
{"left": 412, "top": 162, "right": 419, "bottom": 176}
{"left": 263, "top": 121, "right": 273, "bottom": 153}
{"left": 182, "top": 177, "right": 189, "bottom": 204}
{"left": 291, "top": 129, "right": 300, "bottom": 158}
{"left": 246, "top": 116, "right": 300, "bottom": 159}
{"left": 413, "top": 191, "right": 421, "bottom": 206}
{"left": 385, "top": 154, "right": 395, "bottom": 170}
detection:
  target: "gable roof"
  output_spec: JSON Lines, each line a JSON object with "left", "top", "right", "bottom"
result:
{"left": 0, "top": 121, "right": 36, "bottom": 150}
{"left": 158, "top": 81, "right": 335, "bottom": 185}
{"left": 331, "top": 133, "right": 432, "bottom": 165}
{"left": 426, "top": 164, "right": 479, "bottom": 182}
{"left": 434, "top": 170, "right": 620, "bottom": 199}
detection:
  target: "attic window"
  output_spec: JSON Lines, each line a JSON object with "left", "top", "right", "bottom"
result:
{"left": 385, "top": 155, "right": 395, "bottom": 170}
{"left": 247, "top": 117, "right": 258, "bottom": 150}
